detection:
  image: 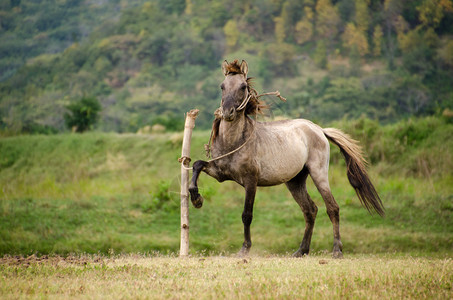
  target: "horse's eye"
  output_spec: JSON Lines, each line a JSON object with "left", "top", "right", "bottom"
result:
{"left": 220, "top": 84, "right": 225, "bottom": 90}
{"left": 241, "top": 84, "right": 247, "bottom": 90}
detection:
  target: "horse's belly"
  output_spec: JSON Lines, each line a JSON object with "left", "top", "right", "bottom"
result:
{"left": 256, "top": 143, "right": 308, "bottom": 186}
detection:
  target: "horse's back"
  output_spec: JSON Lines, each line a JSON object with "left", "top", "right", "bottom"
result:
{"left": 255, "top": 119, "right": 329, "bottom": 186}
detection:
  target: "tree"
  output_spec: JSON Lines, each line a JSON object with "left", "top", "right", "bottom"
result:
{"left": 295, "top": 18, "right": 313, "bottom": 45}
{"left": 383, "top": 0, "right": 404, "bottom": 69}
{"left": 355, "top": 0, "right": 370, "bottom": 33}
{"left": 314, "top": 40, "right": 328, "bottom": 69}
{"left": 158, "top": 0, "right": 186, "bottom": 15}
{"left": 417, "top": 0, "right": 453, "bottom": 29}
{"left": 438, "top": 39, "right": 453, "bottom": 68}
{"left": 372, "top": 25, "right": 383, "bottom": 56}
{"left": 279, "top": 1, "right": 295, "bottom": 42}
{"left": 64, "top": 96, "right": 101, "bottom": 132}
{"left": 295, "top": 6, "right": 314, "bottom": 45}
{"left": 349, "top": 45, "right": 362, "bottom": 76}
{"left": 185, "top": 0, "right": 193, "bottom": 15}
{"left": 263, "top": 43, "right": 297, "bottom": 76}
{"left": 224, "top": 19, "right": 240, "bottom": 48}
{"left": 274, "top": 16, "right": 286, "bottom": 43}
{"left": 341, "top": 0, "right": 370, "bottom": 57}
{"left": 342, "top": 23, "right": 369, "bottom": 56}
{"left": 315, "top": 0, "right": 341, "bottom": 40}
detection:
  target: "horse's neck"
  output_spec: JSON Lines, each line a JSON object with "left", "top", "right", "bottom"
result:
{"left": 218, "top": 114, "right": 249, "bottom": 147}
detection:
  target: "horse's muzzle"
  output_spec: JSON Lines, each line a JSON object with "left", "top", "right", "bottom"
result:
{"left": 222, "top": 107, "right": 236, "bottom": 122}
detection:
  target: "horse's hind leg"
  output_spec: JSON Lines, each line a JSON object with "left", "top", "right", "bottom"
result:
{"left": 308, "top": 164, "right": 343, "bottom": 258}
{"left": 285, "top": 167, "right": 318, "bottom": 257}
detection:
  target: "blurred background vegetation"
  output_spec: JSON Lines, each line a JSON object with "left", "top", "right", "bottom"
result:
{"left": 1, "top": 0, "right": 452, "bottom": 134}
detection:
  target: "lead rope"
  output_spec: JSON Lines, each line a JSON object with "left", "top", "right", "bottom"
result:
{"left": 206, "top": 121, "right": 256, "bottom": 163}
{"left": 179, "top": 123, "right": 255, "bottom": 171}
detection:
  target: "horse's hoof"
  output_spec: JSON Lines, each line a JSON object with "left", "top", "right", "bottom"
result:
{"left": 189, "top": 187, "right": 204, "bottom": 209}
{"left": 237, "top": 247, "right": 250, "bottom": 257}
{"left": 292, "top": 250, "right": 309, "bottom": 258}
{"left": 332, "top": 251, "right": 343, "bottom": 259}
{"left": 191, "top": 194, "right": 204, "bottom": 208}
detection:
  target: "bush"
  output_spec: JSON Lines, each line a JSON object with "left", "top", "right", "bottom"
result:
{"left": 142, "top": 180, "right": 178, "bottom": 213}
{"left": 64, "top": 97, "right": 101, "bottom": 133}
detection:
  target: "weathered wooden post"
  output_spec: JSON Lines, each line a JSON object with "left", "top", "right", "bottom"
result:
{"left": 179, "top": 109, "right": 199, "bottom": 257}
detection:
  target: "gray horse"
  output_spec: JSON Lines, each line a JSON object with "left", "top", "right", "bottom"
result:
{"left": 189, "top": 60, "right": 384, "bottom": 258}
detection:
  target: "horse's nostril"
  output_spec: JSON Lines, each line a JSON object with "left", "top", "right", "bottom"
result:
{"left": 224, "top": 107, "right": 235, "bottom": 118}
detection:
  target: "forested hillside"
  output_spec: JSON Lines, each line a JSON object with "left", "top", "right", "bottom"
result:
{"left": 1, "top": 0, "right": 452, "bottom": 133}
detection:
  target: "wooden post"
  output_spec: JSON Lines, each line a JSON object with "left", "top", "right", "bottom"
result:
{"left": 179, "top": 109, "right": 199, "bottom": 257}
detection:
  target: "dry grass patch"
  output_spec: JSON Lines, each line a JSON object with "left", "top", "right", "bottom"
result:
{"left": 1, "top": 254, "right": 451, "bottom": 299}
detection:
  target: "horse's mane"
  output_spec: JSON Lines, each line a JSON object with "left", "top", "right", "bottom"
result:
{"left": 223, "top": 59, "right": 242, "bottom": 75}
{"left": 211, "top": 60, "right": 267, "bottom": 142}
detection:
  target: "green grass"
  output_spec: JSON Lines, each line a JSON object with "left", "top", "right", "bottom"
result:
{"left": 1, "top": 254, "right": 452, "bottom": 299}
{"left": 0, "top": 117, "right": 452, "bottom": 256}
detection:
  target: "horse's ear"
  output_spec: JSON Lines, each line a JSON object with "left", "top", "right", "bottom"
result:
{"left": 240, "top": 60, "right": 248, "bottom": 77}
{"left": 221, "top": 60, "right": 229, "bottom": 76}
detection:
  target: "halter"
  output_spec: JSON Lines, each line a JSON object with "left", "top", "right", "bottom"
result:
{"left": 236, "top": 88, "right": 252, "bottom": 111}
{"left": 218, "top": 86, "right": 252, "bottom": 119}
{"left": 212, "top": 86, "right": 286, "bottom": 155}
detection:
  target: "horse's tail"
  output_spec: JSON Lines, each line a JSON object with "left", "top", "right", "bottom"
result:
{"left": 323, "top": 128, "right": 385, "bottom": 217}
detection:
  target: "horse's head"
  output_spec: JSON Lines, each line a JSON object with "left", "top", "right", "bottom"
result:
{"left": 220, "top": 60, "right": 249, "bottom": 122}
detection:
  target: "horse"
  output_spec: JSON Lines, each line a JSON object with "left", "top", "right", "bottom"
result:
{"left": 189, "top": 59, "right": 384, "bottom": 258}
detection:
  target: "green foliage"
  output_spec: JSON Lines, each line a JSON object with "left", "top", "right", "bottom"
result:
{"left": 141, "top": 180, "right": 178, "bottom": 213}
{"left": 332, "top": 116, "right": 453, "bottom": 177}
{"left": 223, "top": 19, "right": 239, "bottom": 48}
{"left": 152, "top": 115, "right": 184, "bottom": 132}
{"left": 372, "top": 25, "right": 383, "bottom": 57}
{"left": 0, "top": 0, "right": 452, "bottom": 134}
{"left": 313, "top": 40, "right": 328, "bottom": 69}
{"left": 64, "top": 97, "right": 101, "bottom": 132}
{"left": 348, "top": 45, "right": 362, "bottom": 76}
{"left": 262, "top": 43, "right": 298, "bottom": 76}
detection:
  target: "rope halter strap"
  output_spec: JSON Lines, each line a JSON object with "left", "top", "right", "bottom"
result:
{"left": 216, "top": 88, "right": 251, "bottom": 119}
{"left": 236, "top": 88, "right": 251, "bottom": 111}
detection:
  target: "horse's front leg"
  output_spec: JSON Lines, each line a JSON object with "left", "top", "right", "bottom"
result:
{"left": 238, "top": 180, "right": 257, "bottom": 256}
{"left": 189, "top": 160, "right": 209, "bottom": 208}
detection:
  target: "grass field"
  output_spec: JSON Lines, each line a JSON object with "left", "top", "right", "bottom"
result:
{"left": 0, "top": 117, "right": 452, "bottom": 257}
{"left": 1, "top": 254, "right": 452, "bottom": 299}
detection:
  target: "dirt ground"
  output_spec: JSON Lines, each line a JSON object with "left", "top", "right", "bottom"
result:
{"left": 0, "top": 254, "right": 106, "bottom": 267}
